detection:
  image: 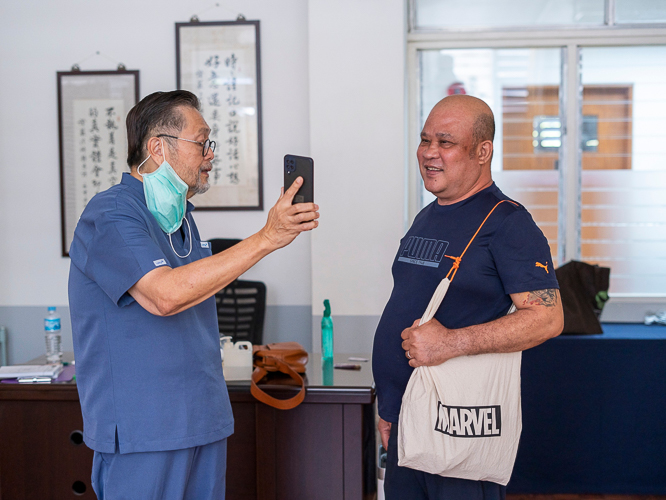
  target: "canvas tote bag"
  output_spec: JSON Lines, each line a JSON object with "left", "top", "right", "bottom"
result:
{"left": 398, "top": 200, "right": 522, "bottom": 486}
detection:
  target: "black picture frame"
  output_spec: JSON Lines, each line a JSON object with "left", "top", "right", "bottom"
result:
{"left": 57, "top": 70, "right": 140, "bottom": 257}
{"left": 176, "top": 20, "right": 264, "bottom": 211}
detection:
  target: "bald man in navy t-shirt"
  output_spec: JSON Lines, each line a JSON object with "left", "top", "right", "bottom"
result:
{"left": 372, "top": 95, "right": 563, "bottom": 500}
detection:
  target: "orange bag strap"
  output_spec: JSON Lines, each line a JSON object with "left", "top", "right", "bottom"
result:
{"left": 443, "top": 199, "right": 518, "bottom": 283}
{"left": 250, "top": 360, "right": 306, "bottom": 410}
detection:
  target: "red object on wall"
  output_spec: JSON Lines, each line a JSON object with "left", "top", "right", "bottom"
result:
{"left": 448, "top": 82, "right": 466, "bottom": 95}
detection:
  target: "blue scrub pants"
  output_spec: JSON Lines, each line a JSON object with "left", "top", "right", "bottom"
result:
{"left": 91, "top": 438, "right": 227, "bottom": 500}
{"left": 384, "top": 423, "right": 506, "bottom": 500}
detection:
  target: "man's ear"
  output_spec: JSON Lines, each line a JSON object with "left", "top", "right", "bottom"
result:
{"left": 145, "top": 137, "right": 165, "bottom": 163}
{"left": 477, "top": 140, "right": 493, "bottom": 164}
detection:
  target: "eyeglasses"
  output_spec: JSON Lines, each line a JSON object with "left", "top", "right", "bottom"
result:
{"left": 157, "top": 134, "right": 216, "bottom": 156}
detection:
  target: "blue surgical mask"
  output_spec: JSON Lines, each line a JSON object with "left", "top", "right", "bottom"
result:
{"left": 137, "top": 139, "right": 192, "bottom": 258}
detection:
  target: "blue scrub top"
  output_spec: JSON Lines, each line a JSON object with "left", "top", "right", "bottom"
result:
{"left": 68, "top": 173, "right": 234, "bottom": 454}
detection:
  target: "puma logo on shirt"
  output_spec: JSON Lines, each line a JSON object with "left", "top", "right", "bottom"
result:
{"left": 535, "top": 262, "right": 549, "bottom": 273}
{"left": 398, "top": 236, "right": 450, "bottom": 268}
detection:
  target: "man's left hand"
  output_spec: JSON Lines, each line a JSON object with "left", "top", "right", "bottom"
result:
{"left": 400, "top": 289, "right": 563, "bottom": 368}
{"left": 401, "top": 319, "right": 460, "bottom": 368}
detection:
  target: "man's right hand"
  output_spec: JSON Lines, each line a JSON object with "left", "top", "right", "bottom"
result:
{"left": 259, "top": 177, "right": 320, "bottom": 250}
{"left": 378, "top": 417, "right": 392, "bottom": 451}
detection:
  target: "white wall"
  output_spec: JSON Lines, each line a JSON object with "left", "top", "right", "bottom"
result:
{"left": 0, "top": 0, "right": 315, "bottom": 362}
{"left": 309, "top": 0, "right": 407, "bottom": 351}
{"left": 0, "top": 0, "right": 409, "bottom": 360}
{"left": 0, "top": 0, "right": 312, "bottom": 309}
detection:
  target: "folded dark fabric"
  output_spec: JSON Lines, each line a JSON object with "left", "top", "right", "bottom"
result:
{"left": 555, "top": 260, "right": 610, "bottom": 335}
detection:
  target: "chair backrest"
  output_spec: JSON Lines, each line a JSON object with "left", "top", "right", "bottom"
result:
{"left": 209, "top": 238, "right": 242, "bottom": 255}
{"left": 215, "top": 280, "right": 266, "bottom": 346}
{"left": 208, "top": 237, "right": 266, "bottom": 345}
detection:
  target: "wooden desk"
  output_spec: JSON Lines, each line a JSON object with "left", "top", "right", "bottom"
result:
{"left": 0, "top": 353, "right": 376, "bottom": 500}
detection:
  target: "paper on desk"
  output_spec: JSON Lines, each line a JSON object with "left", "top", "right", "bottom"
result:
{"left": 0, "top": 364, "right": 63, "bottom": 379}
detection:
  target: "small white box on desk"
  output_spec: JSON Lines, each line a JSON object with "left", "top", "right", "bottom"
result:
{"left": 221, "top": 340, "right": 253, "bottom": 381}
{"left": 0, "top": 364, "right": 63, "bottom": 380}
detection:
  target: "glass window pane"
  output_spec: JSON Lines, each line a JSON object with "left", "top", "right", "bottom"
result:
{"left": 615, "top": 0, "right": 666, "bottom": 24}
{"left": 414, "top": 0, "right": 604, "bottom": 29}
{"left": 418, "top": 48, "right": 562, "bottom": 265}
{"left": 580, "top": 46, "right": 666, "bottom": 294}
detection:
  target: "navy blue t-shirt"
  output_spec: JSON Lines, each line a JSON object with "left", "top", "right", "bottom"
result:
{"left": 372, "top": 183, "right": 559, "bottom": 423}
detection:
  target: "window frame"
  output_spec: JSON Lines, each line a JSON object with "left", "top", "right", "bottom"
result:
{"left": 407, "top": 22, "right": 666, "bottom": 315}
{"left": 408, "top": 0, "right": 666, "bottom": 33}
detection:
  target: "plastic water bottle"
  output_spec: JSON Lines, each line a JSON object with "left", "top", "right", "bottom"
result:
{"left": 44, "top": 307, "right": 62, "bottom": 364}
{"left": 321, "top": 299, "right": 334, "bottom": 361}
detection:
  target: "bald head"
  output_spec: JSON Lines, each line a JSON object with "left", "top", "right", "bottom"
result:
{"left": 431, "top": 95, "right": 495, "bottom": 158}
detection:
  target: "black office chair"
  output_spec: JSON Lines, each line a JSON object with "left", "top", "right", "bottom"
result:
{"left": 210, "top": 239, "right": 266, "bottom": 346}
{"left": 209, "top": 238, "right": 242, "bottom": 256}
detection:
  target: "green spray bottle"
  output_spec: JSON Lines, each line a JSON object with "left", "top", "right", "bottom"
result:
{"left": 321, "top": 299, "right": 334, "bottom": 361}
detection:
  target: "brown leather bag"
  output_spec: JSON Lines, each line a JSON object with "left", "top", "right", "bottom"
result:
{"left": 251, "top": 342, "right": 308, "bottom": 410}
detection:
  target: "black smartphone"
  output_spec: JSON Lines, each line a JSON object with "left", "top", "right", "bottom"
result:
{"left": 284, "top": 154, "right": 314, "bottom": 204}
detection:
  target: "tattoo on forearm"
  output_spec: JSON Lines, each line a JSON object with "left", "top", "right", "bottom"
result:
{"left": 523, "top": 289, "right": 557, "bottom": 308}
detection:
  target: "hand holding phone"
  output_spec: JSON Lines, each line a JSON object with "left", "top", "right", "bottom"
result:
{"left": 258, "top": 156, "right": 318, "bottom": 251}
{"left": 284, "top": 154, "right": 314, "bottom": 204}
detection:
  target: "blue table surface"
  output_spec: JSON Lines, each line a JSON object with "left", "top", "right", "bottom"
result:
{"left": 557, "top": 322, "right": 666, "bottom": 339}
{"left": 515, "top": 321, "right": 666, "bottom": 495}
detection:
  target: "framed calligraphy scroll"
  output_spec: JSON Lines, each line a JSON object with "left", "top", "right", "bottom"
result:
{"left": 57, "top": 70, "right": 139, "bottom": 256}
{"left": 176, "top": 20, "right": 263, "bottom": 210}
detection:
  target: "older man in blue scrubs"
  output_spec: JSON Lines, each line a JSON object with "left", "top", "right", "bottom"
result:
{"left": 68, "top": 90, "right": 319, "bottom": 499}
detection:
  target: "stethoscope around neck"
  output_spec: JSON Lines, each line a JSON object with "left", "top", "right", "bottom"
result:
{"left": 168, "top": 218, "right": 192, "bottom": 259}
